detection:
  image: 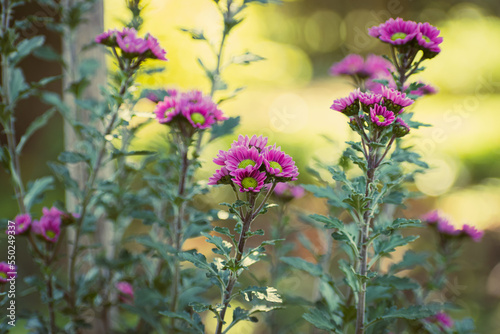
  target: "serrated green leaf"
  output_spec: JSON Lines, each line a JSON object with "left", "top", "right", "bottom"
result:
{"left": 366, "top": 304, "right": 440, "bottom": 328}
{"left": 373, "top": 234, "right": 419, "bottom": 256}
{"left": 159, "top": 310, "right": 205, "bottom": 334}
{"left": 339, "top": 259, "right": 360, "bottom": 294}
{"left": 9, "top": 68, "right": 28, "bottom": 102}
{"left": 201, "top": 232, "right": 232, "bottom": 257}
{"left": 370, "top": 275, "right": 419, "bottom": 290}
{"left": 389, "top": 250, "right": 428, "bottom": 274}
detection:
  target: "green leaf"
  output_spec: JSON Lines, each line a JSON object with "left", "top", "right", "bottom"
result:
{"left": 281, "top": 256, "right": 323, "bottom": 277}
{"left": 310, "top": 214, "right": 358, "bottom": 256}
{"left": 10, "top": 36, "right": 45, "bottom": 65}
{"left": 135, "top": 235, "right": 174, "bottom": 261}
{"left": 239, "top": 286, "right": 282, "bottom": 303}
{"left": 179, "top": 251, "right": 216, "bottom": 273}
{"left": 366, "top": 305, "right": 440, "bottom": 328}
{"left": 110, "top": 150, "right": 157, "bottom": 159}
{"left": 58, "top": 151, "right": 88, "bottom": 164}
{"left": 343, "top": 193, "right": 370, "bottom": 214}
{"left": 370, "top": 275, "right": 419, "bottom": 290}
{"left": 179, "top": 28, "right": 206, "bottom": 40}
{"left": 16, "top": 109, "right": 56, "bottom": 154}
{"left": 339, "top": 259, "right": 360, "bottom": 294}
{"left": 320, "top": 279, "right": 341, "bottom": 313}
{"left": 159, "top": 310, "right": 204, "bottom": 334}
{"left": 209, "top": 116, "right": 240, "bottom": 142}
{"left": 33, "top": 45, "right": 63, "bottom": 62}
{"left": 373, "top": 234, "right": 419, "bottom": 256}
{"left": 302, "top": 308, "right": 340, "bottom": 332}
{"left": 9, "top": 68, "right": 28, "bottom": 102}
{"left": 231, "top": 52, "right": 265, "bottom": 65}
{"left": 41, "top": 92, "right": 70, "bottom": 115}
{"left": 23, "top": 176, "right": 54, "bottom": 212}
{"left": 47, "top": 162, "right": 79, "bottom": 193}
{"left": 201, "top": 232, "right": 232, "bottom": 257}
{"left": 389, "top": 250, "right": 428, "bottom": 274}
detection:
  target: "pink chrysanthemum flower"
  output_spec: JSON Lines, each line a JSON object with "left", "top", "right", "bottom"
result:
{"left": 213, "top": 150, "right": 229, "bottom": 166}
{"left": 231, "top": 167, "right": 267, "bottom": 193}
{"left": 274, "top": 183, "right": 305, "bottom": 199}
{"left": 331, "top": 89, "right": 361, "bottom": 116}
{"left": 437, "top": 218, "right": 460, "bottom": 236}
{"left": 116, "top": 28, "right": 148, "bottom": 56}
{"left": 116, "top": 281, "right": 134, "bottom": 304}
{"left": 231, "top": 135, "right": 268, "bottom": 152}
{"left": 42, "top": 206, "right": 64, "bottom": 220}
{"left": 154, "top": 96, "right": 179, "bottom": 124}
{"left": 208, "top": 167, "right": 232, "bottom": 185}
{"left": 262, "top": 147, "right": 299, "bottom": 181}
{"left": 36, "top": 215, "right": 62, "bottom": 243}
{"left": 393, "top": 118, "right": 410, "bottom": 137}
{"left": 145, "top": 35, "right": 168, "bottom": 61}
{"left": 369, "top": 18, "right": 419, "bottom": 46}
{"left": 8, "top": 213, "right": 32, "bottom": 235}
{"left": 182, "top": 103, "right": 216, "bottom": 129}
{"left": 427, "top": 312, "right": 454, "bottom": 329}
{"left": 370, "top": 104, "right": 395, "bottom": 127}
{"left": 416, "top": 22, "right": 443, "bottom": 57}
{"left": 329, "top": 54, "right": 364, "bottom": 76}
{"left": 95, "top": 29, "right": 119, "bottom": 46}
{"left": 359, "top": 92, "right": 383, "bottom": 110}
{"left": 362, "top": 54, "right": 393, "bottom": 77}
{"left": 408, "top": 82, "right": 438, "bottom": 97}
{"left": 422, "top": 210, "right": 442, "bottom": 224}
{"left": 461, "top": 224, "right": 484, "bottom": 242}
{"left": 0, "top": 262, "right": 16, "bottom": 283}
{"left": 381, "top": 86, "right": 414, "bottom": 113}
{"left": 225, "top": 146, "right": 264, "bottom": 173}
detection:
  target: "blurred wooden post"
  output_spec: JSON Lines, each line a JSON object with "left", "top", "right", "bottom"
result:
{"left": 62, "top": 0, "right": 115, "bottom": 332}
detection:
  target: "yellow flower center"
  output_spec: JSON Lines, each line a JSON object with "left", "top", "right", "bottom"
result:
{"left": 191, "top": 112, "right": 205, "bottom": 125}
{"left": 241, "top": 177, "right": 258, "bottom": 189}
{"left": 269, "top": 161, "right": 283, "bottom": 173}
{"left": 238, "top": 159, "right": 256, "bottom": 169}
{"left": 391, "top": 32, "right": 407, "bottom": 41}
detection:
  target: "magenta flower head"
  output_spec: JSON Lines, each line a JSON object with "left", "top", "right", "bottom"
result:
{"left": 32, "top": 209, "right": 62, "bottom": 243}
{"left": 0, "top": 262, "right": 16, "bottom": 283}
{"left": 393, "top": 118, "right": 410, "bottom": 137}
{"left": 213, "top": 150, "right": 229, "bottom": 166}
{"left": 381, "top": 86, "right": 414, "bottom": 113}
{"left": 370, "top": 104, "right": 395, "bottom": 127}
{"left": 461, "top": 224, "right": 484, "bottom": 242}
{"left": 416, "top": 22, "right": 443, "bottom": 58}
{"left": 145, "top": 35, "right": 168, "bottom": 61}
{"left": 368, "top": 18, "right": 419, "bottom": 46}
{"left": 231, "top": 135, "right": 268, "bottom": 152}
{"left": 359, "top": 92, "right": 383, "bottom": 111}
{"left": 182, "top": 102, "right": 216, "bottom": 130}
{"left": 7, "top": 213, "right": 32, "bottom": 235}
{"left": 231, "top": 167, "right": 267, "bottom": 193}
{"left": 262, "top": 147, "right": 299, "bottom": 181}
{"left": 362, "top": 54, "right": 393, "bottom": 77}
{"left": 208, "top": 167, "right": 232, "bottom": 186}
{"left": 154, "top": 90, "right": 226, "bottom": 132}
{"left": 116, "top": 28, "right": 149, "bottom": 56}
{"left": 274, "top": 182, "right": 305, "bottom": 200}
{"left": 331, "top": 89, "right": 361, "bottom": 116}
{"left": 329, "top": 54, "right": 364, "bottom": 76}
{"left": 408, "top": 82, "right": 438, "bottom": 97}
{"left": 95, "top": 29, "right": 119, "bottom": 46}
{"left": 225, "top": 146, "right": 264, "bottom": 173}
{"left": 421, "top": 210, "right": 442, "bottom": 224}
{"left": 426, "top": 312, "right": 454, "bottom": 329}
{"left": 116, "top": 281, "right": 134, "bottom": 304}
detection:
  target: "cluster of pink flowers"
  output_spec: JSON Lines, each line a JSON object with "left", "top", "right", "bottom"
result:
{"left": 331, "top": 87, "right": 412, "bottom": 136}
{"left": 273, "top": 183, "right": 305, "bottom": 200}
{"left": 369, "top": 18, "right": 443, "bottom": 58}
{"left": 116, "top": 281, "right": 134, "bottom": 305}
{"left": 95, "top": 27, "right": 167, "bottom": 61}
{"left": 9, "top": 207, "right": 78, "bottom": 243}
{"left": 330, "top": 54, "right": 392, "bottom": 79}
{"left": 0, "top": 262, "right": 16, "bottom": 283}
{"left": 209, "top": 135, "right": 299, "bottom": 192}
{"left": 154, "top": 89, "right": 227, "bottom": 132}
{"left": 422, "top": 210, "right": 484, "bottom": 242}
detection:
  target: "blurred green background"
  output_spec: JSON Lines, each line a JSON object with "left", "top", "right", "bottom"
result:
{"left": 2, "top": 0, "right": 500, "bottom": 332}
